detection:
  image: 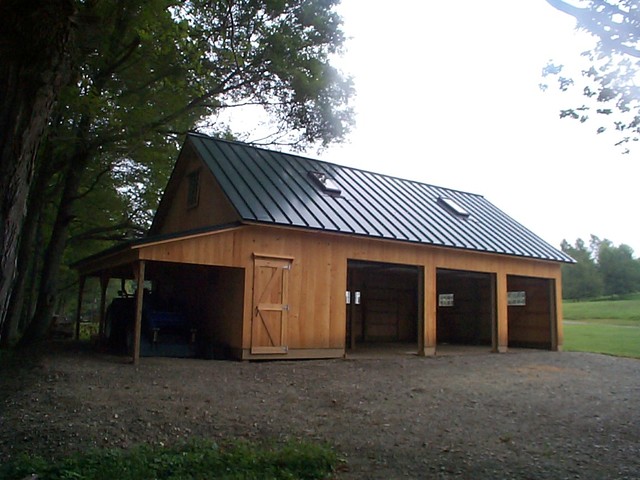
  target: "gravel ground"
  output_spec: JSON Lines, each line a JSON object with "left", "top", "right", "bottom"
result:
{"left": 1, "top": 342, "right": 639, "bottom": 479}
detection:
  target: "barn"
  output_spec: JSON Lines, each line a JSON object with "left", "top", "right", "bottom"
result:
{"left": 74, "top": 132, "right": 574, "bottom": 363}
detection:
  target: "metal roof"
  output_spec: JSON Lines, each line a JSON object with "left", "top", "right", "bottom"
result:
{"left": 188, "top": 133, "right": 574, "bottom": 263}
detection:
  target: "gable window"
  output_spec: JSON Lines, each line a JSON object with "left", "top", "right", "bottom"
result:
{"left": 187, "top": 170, "right": 200, "bottom": 208}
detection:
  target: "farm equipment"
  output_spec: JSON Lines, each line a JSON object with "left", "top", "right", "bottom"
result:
{"left": 105, "top": 291, "right": 196, "bottom": 357}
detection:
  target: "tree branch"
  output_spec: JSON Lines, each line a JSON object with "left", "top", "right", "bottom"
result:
{"left": 72, "top": 165, "right": 111, "bottom": 201}
{"left": 68, "top": 221, "right": 145, "bottom": 243}
{"left": 545, "top": 0, "right": 640, "bottom": 58}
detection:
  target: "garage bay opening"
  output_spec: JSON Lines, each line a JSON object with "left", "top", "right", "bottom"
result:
{"left": 103, "top": 262, "right": 245, "bottom": 359}
{"left": 436, "top": 269, "right": 495, "bottom": 352}
{"left": 346, "top": 260, "right": 422, "bottom": 355}
{"left": 507, "top": 275, "right": 556, "bottom": 350}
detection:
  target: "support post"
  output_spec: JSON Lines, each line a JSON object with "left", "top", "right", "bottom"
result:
{"left": 98, "top": 275, "right": 109, "bottom": 343}
{"left": 419, "top": 265, "right": 436, "bottom": 356}
{"left": 75, "top": 276, "right": 86, "bottom": 340}
{"left": 551, "top": 278, "right": 563, "bottom": 351}
{"left": 495, "top": 271, "right": 508, "bottom": 353}
{"left": 132, "top": 261, "right": 146, "bottom": 365}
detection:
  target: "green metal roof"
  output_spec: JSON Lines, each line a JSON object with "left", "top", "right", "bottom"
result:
{"left": 183, "top": 133, "right": 573, "bottom": 263}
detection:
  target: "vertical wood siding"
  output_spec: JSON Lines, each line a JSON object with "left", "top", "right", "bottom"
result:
{"left": 137, "top": 224, "right": 563, "bottom": 358}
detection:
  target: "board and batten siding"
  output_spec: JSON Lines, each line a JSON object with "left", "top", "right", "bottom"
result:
{"left": 135, "top": 223, "right": 563, "bottom": 359}
{"left": 152, "top": 143, "right": 240, "bottom": 236}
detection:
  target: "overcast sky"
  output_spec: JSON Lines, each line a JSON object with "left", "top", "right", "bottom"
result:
{"left": 314, "top": 0, "right": 640, "bottom": 255}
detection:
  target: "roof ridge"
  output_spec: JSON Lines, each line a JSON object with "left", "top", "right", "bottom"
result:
{"left": 187, "top": 132, "right": 484, "bottom": 198}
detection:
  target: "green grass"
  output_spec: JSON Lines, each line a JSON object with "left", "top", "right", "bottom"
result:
{"left": 563, "top": 294, "right": 640, "bottom": 358}
{"left": 563, "top": 293, "right": 640, "bottom": 324}
{"left": 0, "top": 439, "right": 338, "bottom": 480}
{"left": 564, "top": 322, "right": 640, "bottom": 359}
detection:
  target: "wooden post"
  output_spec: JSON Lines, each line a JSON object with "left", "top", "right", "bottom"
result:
{"left": 490, "top": 273, "right": 497, "bottom": 352}
{"left": 551, "top": 278, "right": 563, "bottom": 351}
{"left": 495, "top": 271, "right": 508, "bottom": 353}
{"left": 132, "top": 261, "right": 146, "bottom": 365}
{"left": 98, "top": 275, "right": 109, "bottom": 343}
{"left": 419, "top": 265, "right": 436, "bottom": 356}
{"left": 74, "top": 276, "right": 86, "bottom": 340}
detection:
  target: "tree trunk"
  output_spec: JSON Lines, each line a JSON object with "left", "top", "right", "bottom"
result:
{"left": 0, "top": 153, "right": 56, "bottom": 347}
{"left": 0, "top": 0, "right": 75, "bottom": 344}
{"left": 1, "top": 200, "right": 42, "bottom": 347}
{"left": 21, "top": 145, "right": 91, "bottom": 344}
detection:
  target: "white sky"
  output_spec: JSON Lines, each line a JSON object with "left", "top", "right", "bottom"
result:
{"left": 225, "top": 0, "right": 640, "bottom": 255}
{"left": 317, "top": 0, "right": 640, "bottom": 255}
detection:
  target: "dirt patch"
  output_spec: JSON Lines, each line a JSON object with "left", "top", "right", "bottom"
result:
{"left": 1, "top": 342, "right": 639, "bottom": 479}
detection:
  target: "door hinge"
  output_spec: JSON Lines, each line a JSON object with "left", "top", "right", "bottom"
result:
{"left": 282, "top": 304, "right": 290, "bottom": 311}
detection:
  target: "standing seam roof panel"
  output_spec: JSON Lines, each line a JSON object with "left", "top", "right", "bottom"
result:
{"left": 390, "top": 180, "right": 454, "bottom": 247}
{"left": 384, "top": 176, "right": 485, "bottom": 248}
{"left": 466, "top": 194, "right": 559, "bottom": 259}
{"left": 307, "top": 161, "right": 381, "bottom": 236}
{"left": 285, "top": 157, "right": 366, "bottom": 234}
{"left": 431, "top": 188, "right": 500, "bottom": 251}
{"left": 192, "top": 139, "right": 265, "bottom": 220}
{"left": 241, "top": 148, "right": 312, "bottom": 227}
{"left": 409, "top": 182, "right": 486, "bottom": 250}
{"left": 186, "top": 134, "right": 574, "bottom": 264}
{"left": 329, "top": 167, "right": 405, "bottom": 239}
{"left": 215, "top": 142, "right": 295, "bottom": 225}
{"left": 355, "top": 170, "right": 427, "bottom": 242}
{"left": 467, "top": 195, "right": 543, "bottom": 257}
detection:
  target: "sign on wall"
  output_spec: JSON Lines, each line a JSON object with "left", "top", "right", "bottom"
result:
{"left": 438, "top": 293, "right": 454, "bottom": 307}
{"left": 507, "top": 291, "right": 526, "bottom": 306}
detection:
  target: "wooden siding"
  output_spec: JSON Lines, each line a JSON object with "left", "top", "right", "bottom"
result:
{"left": 133, "top": 223, "right": 563, "bottom": 358}
{"left": 154, "top": 144, "right": 240, "bottom": 236}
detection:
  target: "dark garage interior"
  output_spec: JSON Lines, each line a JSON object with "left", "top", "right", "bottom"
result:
{"left": 507, "top": 275, "right": 555, "bottom": 349}
{"left": 346, "top": 260, "right": 421, "bottom": 350}
{"left": 436, "top": 269, "right": 494, "bottom": 348}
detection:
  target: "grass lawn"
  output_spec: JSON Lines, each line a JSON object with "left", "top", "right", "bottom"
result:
{"left": 563, "top": 322, "right": 640, "bottom": 359}
{"left": 0, "top": 439, "right": 338, "bottom": 480}
{"left": 563, "top": 294, "right": 640, "bottom": 359}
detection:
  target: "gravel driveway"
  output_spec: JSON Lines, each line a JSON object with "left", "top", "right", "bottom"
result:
{"left": 1, "top": 342, "right": 639, "bottom": 479}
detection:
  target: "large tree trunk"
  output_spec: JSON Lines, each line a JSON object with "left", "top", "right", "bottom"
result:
{"left": 0, "top": 0, "right": 75, "bottom": 343}
{"left": 1, "top": 197, "right": 43, "bottom": 347}
{"left": 0, "top": 150, "right": 57, "bottom": 347}
{"left": 21, "top": 146, "right": 91, "bottom": 344}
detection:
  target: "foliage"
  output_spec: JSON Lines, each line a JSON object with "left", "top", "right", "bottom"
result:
{"left": 598, "top": 241, "right": 640, "bottom": 295}
{"left": 0, "top": 439, "right": 338, "bottom": 480}
{"left": 561, "top": 235, "right": 640, "bottom": 299}
{"left": 560, "top": 238, "right": 603, "bottom": 299}
{"left": 542, "top": 0, "right": 640, "bottom": 152}
{"left": 2, "top": 0, "right": 354, "bottom": 346}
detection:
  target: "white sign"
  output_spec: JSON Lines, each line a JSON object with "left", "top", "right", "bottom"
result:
{"left": 507, "top": 291, "right": 526, "bottom": 306}
{"left": 438, "top": 293, "right": 454, "bottom": 307}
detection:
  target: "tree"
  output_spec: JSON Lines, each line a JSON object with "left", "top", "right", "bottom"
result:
{"left": 562, "top": 235, "right": 640, "bottom": 299}
{"left": 542, "top": 0, "right": 640, "bottom": 152}
{"left": 560, "top": 238, "right": 603, "bottom": 299}
{"left": 595, "top": 241, "right": 640, "bottom": 295}
{"left": 0, "top": 0, "right": 76, "bottom": 341}
{"left": 3, "top": 0, "right": 354, "bottom": 345}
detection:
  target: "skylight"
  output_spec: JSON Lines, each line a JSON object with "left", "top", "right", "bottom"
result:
{"left": 438, "top": 196, "right": 470, "bottom": 217}
{"left": 308, "top": 171, "right": 341, "bottom": 195}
